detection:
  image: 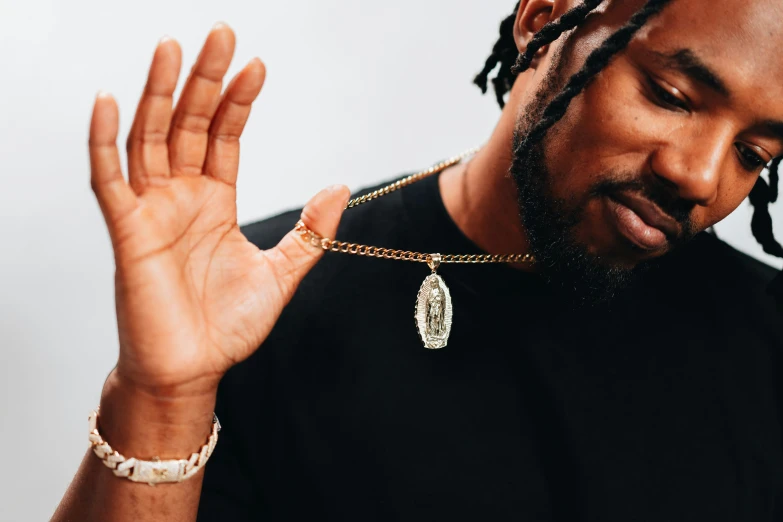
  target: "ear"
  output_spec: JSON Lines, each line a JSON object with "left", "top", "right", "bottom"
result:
{"left": 513, "top": 0, "right": 556, "bottom": 63}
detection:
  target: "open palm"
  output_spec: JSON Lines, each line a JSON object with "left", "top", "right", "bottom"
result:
{"left": 89, "top": 24, "right": 349, "bottom": 396}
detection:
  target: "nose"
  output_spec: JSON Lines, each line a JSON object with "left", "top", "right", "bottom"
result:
{"left": 649, "top": 125, "right": 731, "bottom": 206}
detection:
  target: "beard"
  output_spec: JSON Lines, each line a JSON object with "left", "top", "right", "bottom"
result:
{"left": 508, "top": 47, "right": 695, "bottom": 306}
{"left": 511, "top": 132, "right": 642, "bottom": 306}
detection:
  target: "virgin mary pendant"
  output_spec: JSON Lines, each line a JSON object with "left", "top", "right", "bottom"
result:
{"left": 414, "top": 254, "right": 453, "bottom": 349}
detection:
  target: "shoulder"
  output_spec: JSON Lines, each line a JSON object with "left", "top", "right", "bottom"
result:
{"left": 658, "top": 232, "right": 782, "bottom": 338}
{"left": 225, "top": 175, "right": 418, "bottom": 391}
{"left": 237, "top": 174, "right": 416, "bottom": 332}
{"left": 677, "top": 233, "right": 779, "bottom": 292}
{"left": 239, "top": 176, "right": 415, "bottom": 252}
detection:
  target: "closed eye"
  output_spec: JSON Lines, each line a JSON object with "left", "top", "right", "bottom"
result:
{"left": 646, "top": 76, "right": 690, "bottom": 112}
{"left": 735, "top": 143, "right": 768, "bottom": 172}
{"left": 643, "top": 73, "right": 772, "bottom": 173}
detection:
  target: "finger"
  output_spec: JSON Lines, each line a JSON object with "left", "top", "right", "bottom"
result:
{"left": 168, "top": 23, "right": 235, "bottom": 178}
{"left": 203, "top": 57, "right": 266, "bottom": 186}
{"left": 89, "top": 92, "right": 139, "bottom": 235}
{"left": 126, "top": 36, "right": 182, "bottom": 193}
{"left": 267, "top": 185, "right": 352, "bottom": 298}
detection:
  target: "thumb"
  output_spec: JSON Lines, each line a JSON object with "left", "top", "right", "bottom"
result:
{"left": 268, "top": 184, "right": 352, "bottom": 298}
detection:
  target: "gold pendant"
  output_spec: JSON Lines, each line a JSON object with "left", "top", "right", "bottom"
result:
{"left": 414, "top": 254, "right": 453, "bottom": 349}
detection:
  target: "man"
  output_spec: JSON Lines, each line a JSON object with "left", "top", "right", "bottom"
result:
{"left": 54, "top": 0, "right": 783, "bottom": 520}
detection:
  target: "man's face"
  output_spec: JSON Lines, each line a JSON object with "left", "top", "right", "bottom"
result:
{"left": 509, "top": 0, "right": 783, "bottom": 295}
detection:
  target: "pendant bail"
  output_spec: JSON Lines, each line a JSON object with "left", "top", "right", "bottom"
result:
{"left": 427, "top": 253, "right": 441, "bottom": 273}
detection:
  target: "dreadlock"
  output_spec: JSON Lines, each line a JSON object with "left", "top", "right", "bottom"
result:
{"left": 475, "top": 0, "right": 783, "bottom": 304}
{"left": 474, "top": 0, "right": 604, "bottom": 108}
{"left": 749, "top": 177, "right": 783, "bottom": 257}
{"left": 473, "top": 2, "right": 520, "bottom": 109}
{"left": 516, "top": 0, "right": 674, "bottom": 151}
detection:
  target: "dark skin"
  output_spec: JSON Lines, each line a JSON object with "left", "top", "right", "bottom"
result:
{"left": 54, "top": 2, "right": 783, "bottom": 520}
{"left": 442, "top": 0, "right": 783, "bottom": 270}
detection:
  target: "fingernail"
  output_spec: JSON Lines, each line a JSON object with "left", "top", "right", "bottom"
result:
{"left": 159, "top": 35, "right": 172, "bottom": 44}
{"left": 212, "top": 21, "right": 226, "bottom": 30}
{"left": 96, "top": 90, "right": 110, "bottom": 99}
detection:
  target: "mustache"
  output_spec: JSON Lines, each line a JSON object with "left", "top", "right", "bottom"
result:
{"left": 590, "top": 177, "right": 697, "bottom": 239}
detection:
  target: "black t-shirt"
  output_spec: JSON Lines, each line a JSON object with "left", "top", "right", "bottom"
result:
{"left": 197, "top": 171, "right": 783, "bottom": 521}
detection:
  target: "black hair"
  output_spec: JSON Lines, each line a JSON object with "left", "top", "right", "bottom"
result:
{"left": 475, "top": 0, "right": 783, "bottom": 306}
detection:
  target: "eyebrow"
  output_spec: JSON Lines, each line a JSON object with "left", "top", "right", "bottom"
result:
{"left": 648, "top": 48, "right": 783, "bottom": 150}
{"left": 649, "top": 48, "right": 730, "bottom": 98}
{"left": 757, "top": 120, "right": 783, "bottom": 150}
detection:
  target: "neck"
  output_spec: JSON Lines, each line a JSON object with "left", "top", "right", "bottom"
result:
{"left": 439, "top": 82, "right": 532, "bottom": 258}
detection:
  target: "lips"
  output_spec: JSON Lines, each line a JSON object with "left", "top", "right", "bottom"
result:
{"left": 606, "top": 191, "right": 681, "bottom": 251}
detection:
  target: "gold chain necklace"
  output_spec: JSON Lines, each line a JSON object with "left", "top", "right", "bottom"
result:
{"left": 294, "top": 148, "right": 535, "bottom": 349}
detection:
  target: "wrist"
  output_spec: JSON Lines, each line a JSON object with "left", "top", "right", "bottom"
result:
{"left": 98, "top": 369, "right": 218, "bottom": 459}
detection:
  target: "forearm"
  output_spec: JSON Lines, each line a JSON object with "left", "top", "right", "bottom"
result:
{"left": 52, "top": 370, "right": 217, "bottom": 522}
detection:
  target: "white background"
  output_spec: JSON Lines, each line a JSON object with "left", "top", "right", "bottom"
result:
{"left": 1, "top": 1, "right": 781, "bottom": 519}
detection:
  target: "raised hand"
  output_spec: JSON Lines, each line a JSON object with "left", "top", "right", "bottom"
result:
{"left": 88, "top": 23, "right": 349, "bottom": 399}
